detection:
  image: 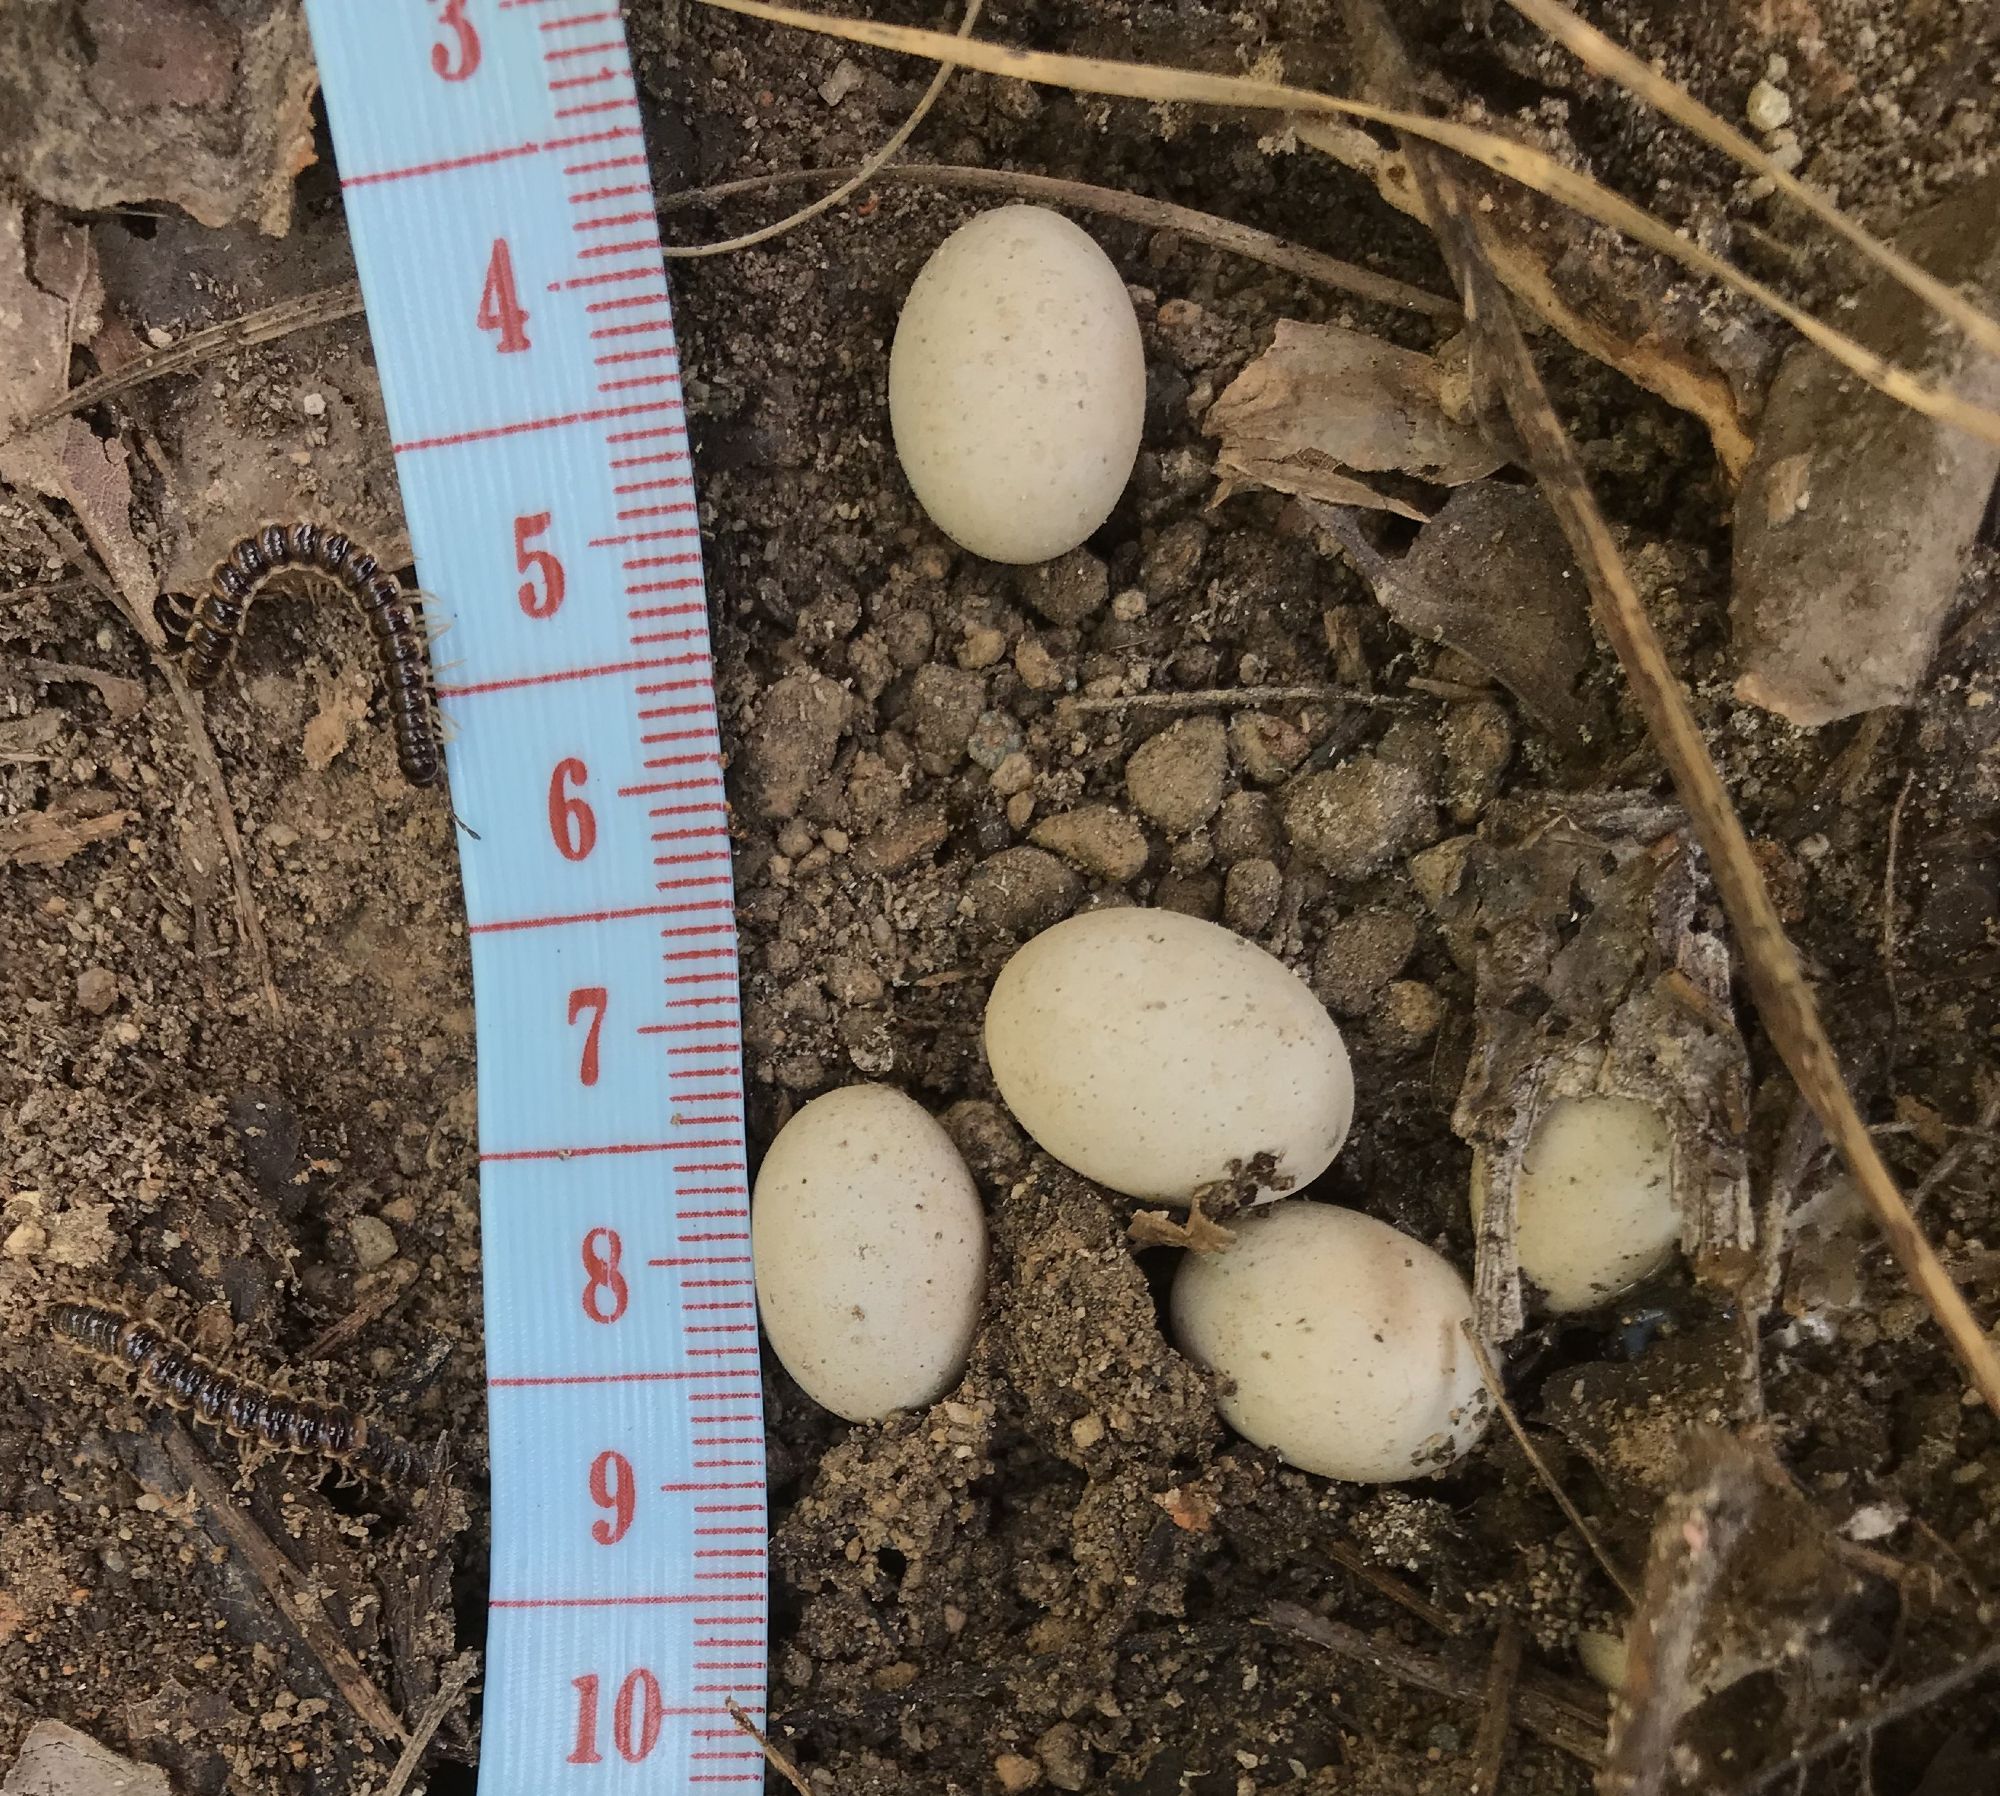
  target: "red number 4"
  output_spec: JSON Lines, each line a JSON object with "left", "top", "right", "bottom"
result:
{"left": 477, "top": 239, "right": 531, "bottom": 354}
{"left": 515, "top": 512, "right": 566, "bottom": 618}
{"left": 568, "top": 986, "right": 608, "bottom": 1086}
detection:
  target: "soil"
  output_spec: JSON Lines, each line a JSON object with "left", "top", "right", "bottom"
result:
{"left": 4, "top": 1, "right": 2000, "bottom": 1794}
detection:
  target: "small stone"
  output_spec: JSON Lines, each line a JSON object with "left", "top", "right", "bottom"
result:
{"left": 1005, "top": 792, "right": 1036, "bottom": 831}
{"left": 1068, "top": 1413, "right": 1106, "bottom": 1450}
{"left": 855, "top": 805, "right": 950, "bottom": 876}
{"left": 990, "top": 751, "right": 1035, "bottom": 797}
{"left": 1126, "top": 716, "right": 1228, "bottom": 834}
{"left": 776, "top": 819, "right": 815, "bottom": 859}
{"left": 300, "top": 391, "right": 327, "bottom": 418}
{"left": 1036, "top": 1723, "right": 1092, "bottom": 1793}
{"left": 883, "top": 609, "right": 935, "bottom": 670}
{"left": 1746, "top": 77, "right": 1792, "bottom": 133}
{"left": 1019, "top": 550, "right": 1109, "bottom": 627}
{"left": 1440, "top": 698, "right": 1514, "bottom": 824}
{"left": 146, "top": 325, "right": 173, "bottom": 349}
{"left": 1030, "top": 805, "right": 1150, "bottom": 883}
{"left": 1282, "top": 756, "right": 1437, "bottom": 879}
{"left": 822, "top": 827, "right": 850, "bottom": 854}
{"left": 744, "top": 670, "right": 852, "bottom": 819}
{"left": 1313, "top": 911, "right": 1418, "bottom": 1017}
{"left": 75, "top": 967, "right": 118, "bottom": 1015}
{"left": 1141, "top": 519, "right": 1209, "bottom": 601}
{"left": 1228, "top": 712, "right": 1309, "bottom": 785}
{"left": 348, "top": 1216, "right": 397, "bottom": 1271}
{"left": 4, "top": 1220, "right": 47, "bottom": 1260}
{"left": 911, "top": 664, "right": 988, "bottom": 769}
{"left": 968, "top": 710, "right": 1025, "bottom": 772}
{"left": 1111, "top": 588, "right": 1147, "bottom": 622}
{"left": 1374, "top": 980, "right": 1445, "bottom": 1053}
{"left": 1213, "top": 791, "right": 1282, "bottom": 864}
{"left": 823, "top": 957, "right": 885, "bottom": 1007}
{"left": 818, "top": 57, "right": 864, "bottom": 104}
{"left": 1409, "top": 836, "right": 1475, "bottom": 913}
{"left": 1015, "top": 636, "right": 1065, "bottom": 692}
{"left": 958, "top": 625, "right": 1007, "bottom": 669}
{"left": 995, "top": 1754, "right": 1042, "bottom": 1793}
{"left": 1156, "top": 868, "right": 1221, "bottom": 919}
{"left": 940, "top": 1099, "right": 1030, "bottom": 1188}
{"left": 1766, "top": 131, "right": 1804, "bottom": 175}
{"left": 1222, "top": 859, "right": 1283, "bottom": 934}
{"left": 963, "top": 846, "right": 1081, "bottom": 936}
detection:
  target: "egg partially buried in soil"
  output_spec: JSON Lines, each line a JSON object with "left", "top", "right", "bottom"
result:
{"left": 889, "top": 205, "right": 1146, "bottom": 564}
{"left": 752, "top": 1084, "right": 988, "bottom": 1422}
{"left": 1171, "top": 1202, "right": 1489, "bottom": 1482}
{"left": 983, "top": 908, "right": 1353, "bottom": 1205}
{"left": 1476, "top": 1095, "right": 1681, "bottom": 1313}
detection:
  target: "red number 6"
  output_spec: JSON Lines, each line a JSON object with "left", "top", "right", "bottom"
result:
{"left": 549, "top": 759, "right": 597, "bottom": 862}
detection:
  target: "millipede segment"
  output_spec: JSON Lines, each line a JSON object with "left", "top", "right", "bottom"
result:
{"left": 156, "top": 522, "right": 443, "bottom": 787}
{"left": 48, "top": 1301, "right": 429, "bottom": 1488}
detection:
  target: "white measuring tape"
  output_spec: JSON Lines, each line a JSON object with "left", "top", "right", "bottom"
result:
{"left": 297, "top": 3, "right": 765, "bottom": 1788}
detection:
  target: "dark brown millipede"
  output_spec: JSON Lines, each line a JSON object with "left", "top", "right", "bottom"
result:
{"left": 48, "top": 1301, "right": 430, "bottom": 1487}
{"left": 155, "top": 522, "right": 443, "bottom": 788}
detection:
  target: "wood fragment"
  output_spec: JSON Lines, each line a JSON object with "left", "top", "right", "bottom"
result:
{"left": 157, "top": 1421, "right": 409, "bottom": 1746}
{"left": 377, "top": 1653, "right": 479, "bottom": 1796}
{"left": 1059, "top": 683, "right": 1405, "bottom": 716}
{"left": 1461, "top": 1322, "right": 1639, "bottom": 1606}
{"left": 1882, "top": 771, "right": 1915, "bottom": 1038}
{"left": 729, "top": 1700, "right": 816, "bottom": 1796}
{"left": 693, "top": 0, "right": 2000, "bottom": 448}
{"left": 0, "top": 806, "right": 130, "bottom": 868}
{"left": 1601, "top": 1435, "right": 1762, "bottom": 1796}
{"left": 26, "top": 657, "right": 148, "bottom": 720}
{"left": 661, "top": 161, "right": 1460, "bottom": 319}
{"left": 1264, "top": 1602, "right": 1606, "bottom": 1767}
{"left": 12, "top": 283, "right": 366, "bottom": 438}
{"left": 1472, "top": 1615, "right": 1524, "bottom": 1796}
{"left": 1321, "top": 1535, "right": 1464, "bottom": 1636}
{"left": 1343, "top": 0, "right": 2000, "bottom": 1420}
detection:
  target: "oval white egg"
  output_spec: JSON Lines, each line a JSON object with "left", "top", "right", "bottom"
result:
{"left": 983, "top": 909, "right": 1353, "bottom": 1205}
{"left": 1171, "top": 1202, "right": 1489, "bottom": 1483}
{"left": 752, "top": 1084, "right": 987, "bottom": 1422}
{"left": 1481, "top": 1095, "right": 1680, "bottom": 1313}
{"left": 889, "top": 206, "right": 1145, "bottom": 565}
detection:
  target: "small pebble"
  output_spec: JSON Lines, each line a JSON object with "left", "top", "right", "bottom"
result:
{"left": 1282, "top": 756, "right": 1438, "bottom": 880}
{"left": 1746, "top": 77, "right": 1792, "bottom": 132}
{"left": 75, "top": 967, "right": 118, "bottom": 1015}
{"left": 1228, "top": 712, "right": 1309, "bottom": 785}
{"left": 1440, "top": 698, "right": 1514, "bottom": 824}
{"left": 1111, "top": 588, "right": 1147, "bottom": 622}
{"left": 1036, "top": 1723, "right": 1092, "bottom": 1793}
{"left": 964, "top": 846, "right": 1080, "bottom": 936}
{"left": 146, "top": 325, "right": 173, "bottom": 349}
{"left": 1029, "top": 805, "right": 1150, "bottom": 883}
{"left": 990, "top": 751, "right": 1036, "bottom": 797}
{"left": 1312, "top": 910, "right": 1418, "bottom": 1017}
{"left": 1015, "top": 636, "right": 1065, "bottom": 692}
{"left": 911, "top": 665, "right": 987, "bottom": 769}
{"left": 1005, "top": 792, "right": 1036, "bottom": 831}
{"left": 3, "top": 1221, "right": 47, "bottom": 1260}
{"left": 300, "top": 391, "right": 327, "bottom": 418}
{"left": 1213, "top": 791, "right": 1282, "bottom": 864}
{"left": 1373, "top": 980, "right": 1445, "bottom": 1053}
{"left": 1126, "top": 716, "right": 1228, "bottom": 834}
{"left": 348, "top": 1216, "right": 398, "bottom": 1271}
{"left": 1019, "top": 549, "right": 1110, "bottom": 627}
{"left": 1222, "top": 858, "right": 1283, "bottom": 934}
{"left": 995, "top": 1754, "right": 1042, "bottom": 1794}
{"left": 958, "top": 625, "right": 1007, "bottom": 669}
{"left": 967, "top": 710, "right": 1025, "bottom": 772}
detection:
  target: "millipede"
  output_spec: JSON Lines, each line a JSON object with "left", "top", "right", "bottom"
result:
{"left": 155, "top": 522, "right": 443, "bottom": 788}
{"left": 47, "top": 1301, "right": 431, "bottom": 1488}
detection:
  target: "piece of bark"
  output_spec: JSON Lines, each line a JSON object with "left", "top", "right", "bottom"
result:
{"left": 1207, "top": 318, "right": 1505, "bottom": 514}
{"left": 1, "top": 807, "right": 132, "bottom": 869}
{"left": 1309, "top": 482, "right": 1604, "bottom": 750}
{"left": 1732, "top": 173, "right": 2000, "bottom": 726}
{"left": 0, "top": 0, "right": 317, "bottom": 236}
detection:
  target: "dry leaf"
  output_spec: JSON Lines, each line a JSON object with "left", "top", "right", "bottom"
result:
{"left": 1205, "top": 318, "right": 1505, "bottom": 515}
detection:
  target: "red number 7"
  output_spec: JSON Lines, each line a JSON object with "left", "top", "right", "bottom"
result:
{"left": 568, "top": 987, "right": 609, "bottom": 1086}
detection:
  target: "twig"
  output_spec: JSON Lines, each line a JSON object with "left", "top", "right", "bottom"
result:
{"left": 1059, "top": 683, "right": 1407, "bottom": 716}
{"left": 1502, "top": 0, "right": 2000, "bottom": 363}
{"left": 1601, "top": 1434, "right": 1762, "bottom": 1796}
{"left": 1345, "top": 3, "right": 2000, "bottom": 1419}
{"left": 1729, "top": 1637, "right": 2000, "bottom": 1795}
{"left": 728, "top": 1700, "right": 815, "bottom": 1796}
{"left": 1912, "top": 1079, "right": 2000, "bottom": 1214}
{"left": 1882, "top": 771, "right": 1915, "bottom": 1038}
{"left": 1472, "top": 1615, "right": 1524, "bottom": 1796}
{"left": 661, "top": 163, "right": 1461, "bottom": 319}
{"left": 158, "top": 1421, "right": 409, "bottom": 1745}
{"left": 380, "top": 1653, "right": 480, "bottom": 1796}
{"left": 1323, "top": 1533, "right": 1463, "bottom": 1636}
{"left": 14, "top": 283, "right": 365, "bottom": 437}
{"left": 1461, "top": 1321, "right": 1638, "bottom": 1606}
{"left": 1737, "top": 1097, "right": 1822, "bottom": 1423}
{"left": 666, "top": 0, "right": 983, "bottom": 257}
{"left": 692, "top": 0, "right": 2000, "bottom": 447}
{"left": 303, "top": 1263, "right": 421, "bottom": 1363}
{"left": 1263, "top": 1603, "right": 1605, "bottom": 1767}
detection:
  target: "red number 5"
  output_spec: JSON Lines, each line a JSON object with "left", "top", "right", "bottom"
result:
{"left": 568, "top": 986, "right": 608, "bottom": 1086}
{"left": 549, "top": 758, "right": 596, "bottom": 861}
{"left": 431, "top": 0, "right": 480, "bottom": 80}
{"left": 515, "top": 512, "right": 566, "bottom": 618}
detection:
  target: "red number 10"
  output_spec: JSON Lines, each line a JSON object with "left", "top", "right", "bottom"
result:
{"left": 568, "top": 1670, "right": 662, "bottom": 1764}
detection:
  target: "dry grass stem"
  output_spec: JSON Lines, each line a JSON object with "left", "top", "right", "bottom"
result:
{"left": 380, "top": 1654, "right": 480, "bottom": 1796}
{"left": 1060, "top": 683, "right": 1406, "bottom": 715}
{"left": 662, "top": 162, "right": 1460, "bottom": 317}
{"left": 1472, "top": 1615, "right": 1524, "bottom": 1794}
{"left": 1322, "top": 1534, "right": 1463, "bottom": 1635}
{"left": 15, "top": 283, "right": 365, "bottom": 438}
{"left": 665, "top": 0, "right": 983, "bottom": 257}
{"left": 1882, "top": 770, "right": 1915, "bottom": 1037}
{"left": 1462, "top": 1322, "right": 1639, "bottom": 1606}
{"left": 1504, "top": 0, "right": 2000, "bottom": 363}
{"left": 158, "top": 1421, "right": 409, "bottom": 1745}
{"left": 728, "top": 1700, "right": 816, "bottom": 1796}
{"left": 693, "top": 0, "right": 2000, "bottom": 448}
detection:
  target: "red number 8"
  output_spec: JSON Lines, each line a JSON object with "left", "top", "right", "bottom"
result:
{"left": 581, "top": 1228, "right": 628, "bottom": 1324}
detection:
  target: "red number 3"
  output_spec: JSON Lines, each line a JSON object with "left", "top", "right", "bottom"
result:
{"left": 431, "top": 0, "right": 480, "bottom": 79}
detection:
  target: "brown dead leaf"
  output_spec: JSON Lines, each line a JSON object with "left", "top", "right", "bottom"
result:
{"left": 1152, "top": 1482, "right": 1217, "bottom": 1533}
{"left": 1205, "top": 319, "right": 1505, "bottom": 514}
{"left": 0, "top": 808, "right": 132, "bottom": 869}
{"left": 27, "top": 661, "right": 148, "bottom": 723}
{"left": 1127, "top": 1205, "right": 1235, "bottom": 1252}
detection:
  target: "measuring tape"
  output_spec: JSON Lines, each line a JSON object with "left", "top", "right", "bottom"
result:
{"left": 297, "top": 3, "right": 764, "bottom": 1788}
